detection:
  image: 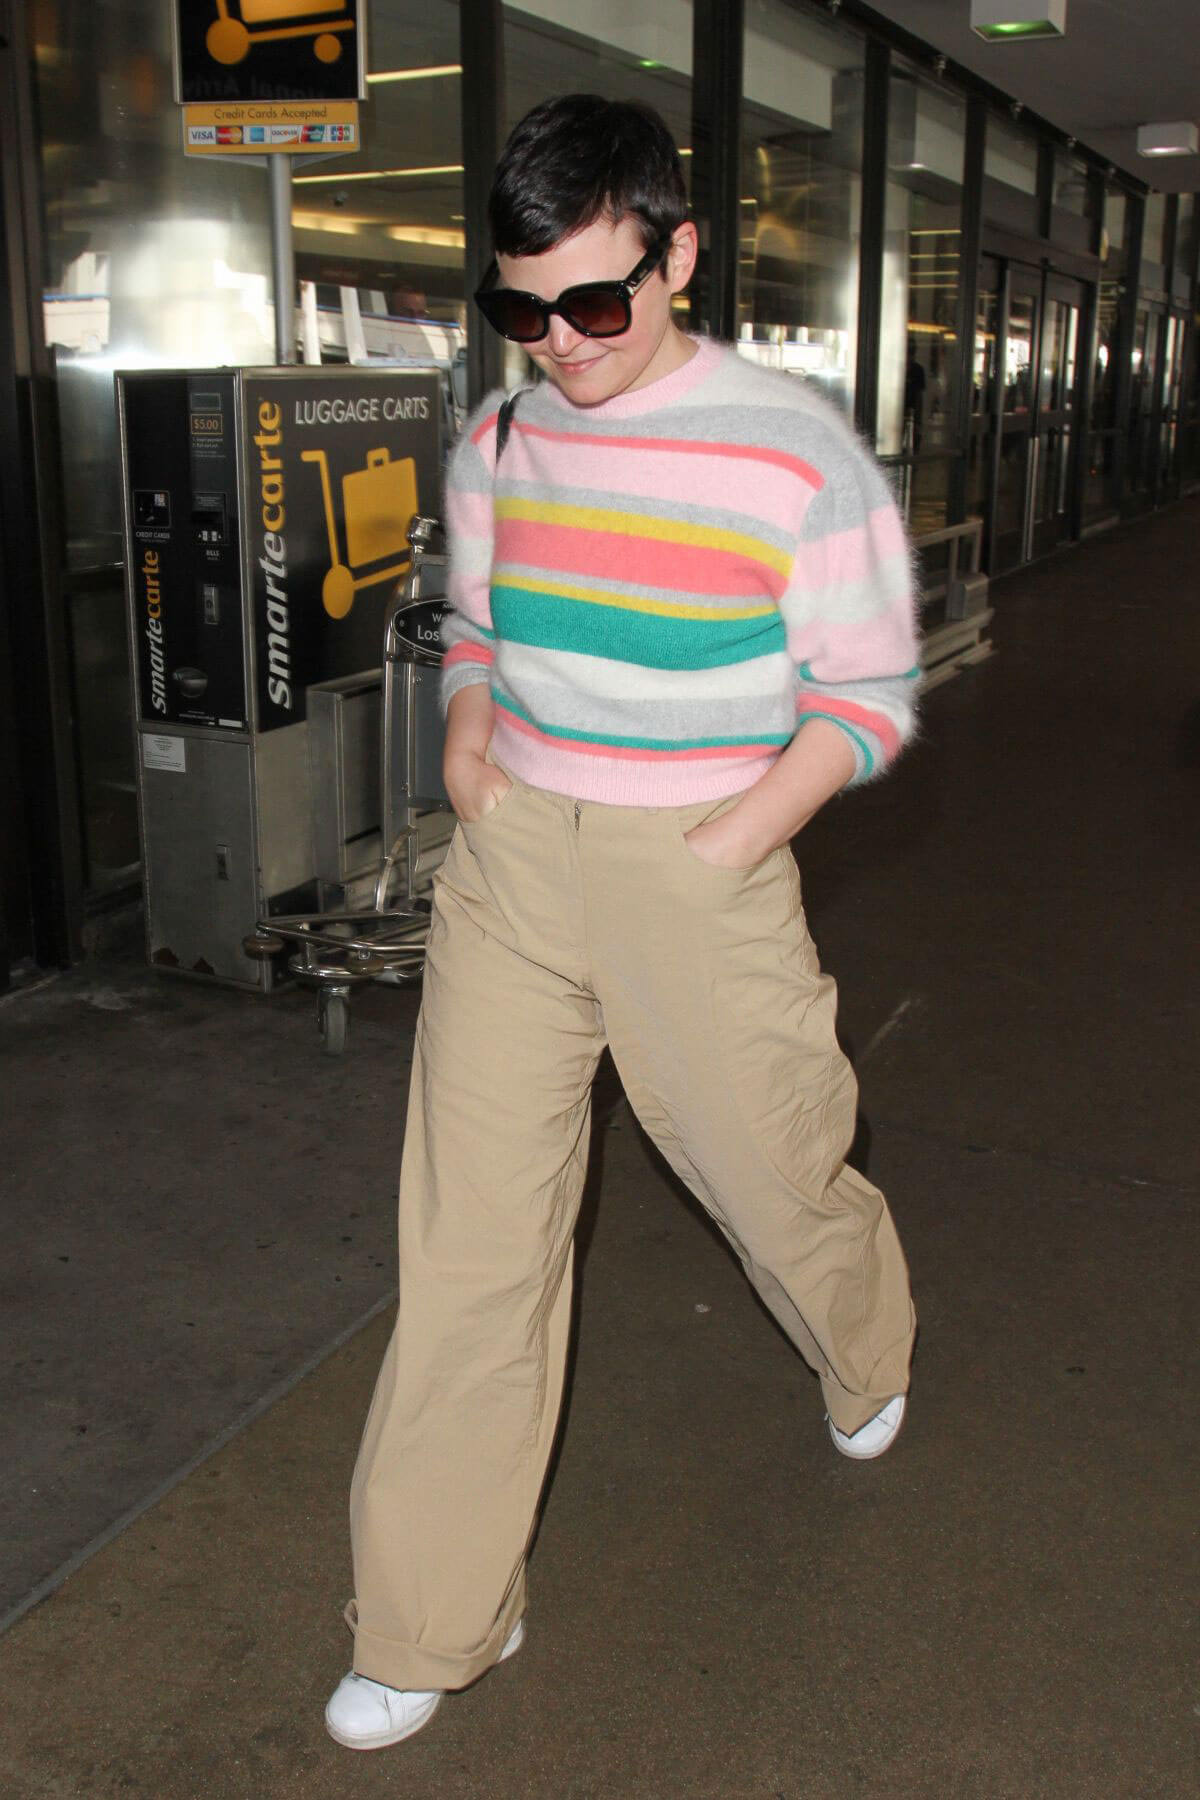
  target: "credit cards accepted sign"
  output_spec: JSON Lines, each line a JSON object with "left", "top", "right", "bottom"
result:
{"left": 184, "top": 100, "right": 358, "bottom": 153}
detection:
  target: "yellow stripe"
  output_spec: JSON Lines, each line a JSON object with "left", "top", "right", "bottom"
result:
{"left": 494, "top": 497, "right": 793, "bottom": 579}
{"left": 492, "top": 570, "right": 778, "bottom": 624}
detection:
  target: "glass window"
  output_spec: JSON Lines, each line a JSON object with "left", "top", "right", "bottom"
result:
{"left": 1052, "top": 152, "right": 1093, "bottom": 219}
{"left": 876, "top": 63, "right": 966, "bottom": 464}
{"left": 36, "top": 0, "right": 275, "bottom": 570}
{"left": 291, "top": 3, "right": 465, "bottom": 396}
{"left": 1143, "top": 191, "right": 1168, "bottom": 268}
{"left": 1104, "top": 184, "right": 1128, "bottom": 267}
{"left": 501, "top": 2, "right": 694, "bottom": 387}
{"left": 1091, "top": 276, "right": 1121, "bottom": 430}
{"left": 33, "top": 0, "right": 280, "bottom": 897}
{"left": 738, "top": 0, "right": 865, "bottom": 415}
{"left": 1175, "top": 195, "right": 1196, "bottom": 278}
{"left": 984, "top": 117, "right": 1038, "bottom": 196}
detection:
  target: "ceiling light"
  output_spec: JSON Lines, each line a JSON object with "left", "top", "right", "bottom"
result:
{"left": 1136, "top": 121, "right": 1199, "bottom": 158}
{"left": 970, "top": 0, "right": 1065, "bottom": 40}
{"left": 367, "top": 64, "right": 461, "bottom": 84}
{"left": 294, "top": 164, "right": 464, "bottom": 185}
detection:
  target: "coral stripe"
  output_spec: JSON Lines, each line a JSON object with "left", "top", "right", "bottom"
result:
{"left": 497, "top": 519, "right": 788, "bottom": 599}
{"left": 443, "top": 641, "right": 493, "bottom": 669}
{"left": 502, "top": 433, "right": 820, "bottom": 530}
{"left": 508, "top": 419, "right": 825, "bottom": 488}
{"left": 469, "top": 409, "right": 500, "bottom": 448}
{"left": 495, "top": 497, "right": 793, "bottom": 576}
{"left": 795, "top": 693, "right": 901, "bottom": 762}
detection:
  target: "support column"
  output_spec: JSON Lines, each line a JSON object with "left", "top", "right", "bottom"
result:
{"left": 270, "top": 153, "right": 296, "bottom": 364}
{"left": 461, "top": 0, "right": 506, "bottom": 408}
{"left": 854, "top": 39, "right": 890, "bottom": 442}
{"left": 690, "top": 0, "right": 744, "bottom": 342}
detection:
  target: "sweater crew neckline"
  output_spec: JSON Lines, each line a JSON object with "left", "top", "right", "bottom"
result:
{"left": 541, "top": 334, "right": 726, "bottom": 419}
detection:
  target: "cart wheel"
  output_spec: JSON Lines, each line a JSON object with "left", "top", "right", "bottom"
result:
{"left": 318, "top": 990, "right": 349, "bottom": 1057}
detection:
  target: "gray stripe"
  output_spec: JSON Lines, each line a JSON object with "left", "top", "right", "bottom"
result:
{"left": 496, "top": 670, "right": 796, "bottom": 742}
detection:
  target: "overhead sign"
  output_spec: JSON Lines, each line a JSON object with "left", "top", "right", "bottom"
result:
{"left": 173, "top": 1, "right": 366, "bottom": 104}
{"left": 183, "top": 99, "right": 358, "bottom": 155}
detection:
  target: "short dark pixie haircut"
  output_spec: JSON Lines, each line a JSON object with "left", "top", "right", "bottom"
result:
{"left": 488, "top": 94, "right": 688, "bottom": 258}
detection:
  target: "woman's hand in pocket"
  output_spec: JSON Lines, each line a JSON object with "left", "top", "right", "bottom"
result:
{"left": 683, "top": 804, "right": 774, "bottom": 870}
{"left": 445, "top": 748, "right": 512, "bottom": 823}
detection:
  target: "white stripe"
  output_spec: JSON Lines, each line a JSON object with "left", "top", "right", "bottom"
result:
{"left": 499, "top": 640, "right": 791, "bottom": 702}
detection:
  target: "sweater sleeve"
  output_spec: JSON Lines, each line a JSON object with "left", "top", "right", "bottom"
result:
{"left": 439, "top": 393, "right": 504, "bottom": 712}
{"left": 779, "top": 430, "right": 921, "bottom": 785}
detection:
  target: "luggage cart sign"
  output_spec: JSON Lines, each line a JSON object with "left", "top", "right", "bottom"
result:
{"left": 174, "top": 1, "right": 366, "bottom": 104}
{"left": 244, "top": 369, "right": 442, "bottom": 732}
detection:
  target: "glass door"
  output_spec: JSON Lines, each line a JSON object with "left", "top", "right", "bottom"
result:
{"left": 1029, "top": 275, "right": 1083, "bottom": 558}
{"left": 1157, "top": 312, "right": 1187, "bottom": 500}
{"left": 991, "top": 264, "right": 1040, "bottom": 572}
{"left": 984, "top": 258, "right": 1088, "bottom": 572}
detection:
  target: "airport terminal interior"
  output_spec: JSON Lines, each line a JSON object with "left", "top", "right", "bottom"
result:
{"left": 1, "top": 2, "right": 1198, "bottom": 1794}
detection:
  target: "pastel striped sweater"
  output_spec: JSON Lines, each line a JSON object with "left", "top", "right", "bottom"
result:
{"left": 441, "top": 336, "right": 919, "bottom": 806}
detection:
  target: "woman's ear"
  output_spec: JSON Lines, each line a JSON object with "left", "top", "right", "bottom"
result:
{"left": 667, "top": 220, "right": 699, "bottom": 294}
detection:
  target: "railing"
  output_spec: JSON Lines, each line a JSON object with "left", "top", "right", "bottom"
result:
{"left": 912, "top": 516, "right": 993, "bottom": 690}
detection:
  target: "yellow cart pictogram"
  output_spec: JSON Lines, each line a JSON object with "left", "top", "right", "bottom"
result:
{"left": 207, "top": 0, "right": 353, "bottom": 67}
{"left": 301, "top": 445, "right": 418, "bottom": 620}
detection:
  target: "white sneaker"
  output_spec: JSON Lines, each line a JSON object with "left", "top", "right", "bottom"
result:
{"left": 325, "top": 1616, "right": 525, "bottom": 1751}
{"left": 828, "top": 1394, "right": 907, "bottom": 1461}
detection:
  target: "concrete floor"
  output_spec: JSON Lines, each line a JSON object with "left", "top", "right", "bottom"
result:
{"left": 2, "top": 500, "right": 1198, "bottom": 1797}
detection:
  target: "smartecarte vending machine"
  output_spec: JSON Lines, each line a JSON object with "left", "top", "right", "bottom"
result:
{"left": 117, "top": 365, "right": 442, "bottom": 988}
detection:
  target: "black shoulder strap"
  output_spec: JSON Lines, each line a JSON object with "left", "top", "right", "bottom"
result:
{"left": 495, "top": 388, "right": 523, "bottom": 464}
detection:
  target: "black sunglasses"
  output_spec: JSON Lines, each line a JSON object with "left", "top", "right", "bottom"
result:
{"left": 473, "top": 234, "right": 673, "bottom": 344}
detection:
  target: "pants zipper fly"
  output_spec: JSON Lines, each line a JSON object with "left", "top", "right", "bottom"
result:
{"left": 574, "top": 800, "right": 582, "bottom": 833}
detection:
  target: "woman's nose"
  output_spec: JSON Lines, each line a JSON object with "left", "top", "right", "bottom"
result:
{"left": 546, "top": 313, "right": 584, "bottom": 358}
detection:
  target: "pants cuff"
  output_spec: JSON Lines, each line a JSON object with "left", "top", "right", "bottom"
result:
{"left": 344, "top": 1596, "right": 525, "bottom": 1693}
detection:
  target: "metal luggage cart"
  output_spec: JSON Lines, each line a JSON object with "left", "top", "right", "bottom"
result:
{"left": 243, "top": 514, "right": 452, "bottom": 1053}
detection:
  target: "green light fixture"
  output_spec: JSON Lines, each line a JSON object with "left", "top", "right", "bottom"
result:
{"left": 971, "top": 0, "right": 1066, "bottom": 40}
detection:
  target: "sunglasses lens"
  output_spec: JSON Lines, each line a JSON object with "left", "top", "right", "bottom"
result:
{"left": 563, "top": 288, "right": 631, "bottom": 337}
{"left": 481, "top": 291, "right": 548, "bottom": 342}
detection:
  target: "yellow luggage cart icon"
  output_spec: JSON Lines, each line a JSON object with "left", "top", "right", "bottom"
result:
{"left": 301, "top": 446, "right": 418, "bottom": 620}
{"left": 207, "top": 0, "right": 353, "bottom": 67}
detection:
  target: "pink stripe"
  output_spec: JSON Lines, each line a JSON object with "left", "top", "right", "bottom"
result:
{"left": 446, "top": 579, "right": 494, "bottom": 629}
{"left": 509, "top": 420, "right": 824, "bottom": 489}
{"left": 446, "top": 488, "right": 492, "bottom": 538}
{"left": 789, "top": 507, "right": 909, "bottom": 592}
{"left": 496, "top": 518, "right": 787, "bottom": 600}
{"left": 795, "top": 694, "right": 902, "bottom": 762}
{"left": 786, "top": 610, "right": 918, "bottom": 681}
{"left": 502, "top": 433, "right": 819, "bottom": 533}
{"left": 490, "top": 720, "right": 777, "bottom": 806}
{"left": 443, "top": 641, "right": 493, "bottom": 669}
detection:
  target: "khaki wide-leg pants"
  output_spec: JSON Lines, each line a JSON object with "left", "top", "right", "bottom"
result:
{"left": 347, "top": 770, "right": 915, "bottom": 1691}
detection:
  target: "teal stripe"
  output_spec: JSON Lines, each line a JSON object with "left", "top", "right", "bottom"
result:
{"left": 491, "top": 582, "right": 786, "bottom": 671}
{"left": 799, "top": 709, "right": 876, "bottom": 778}
{"left": 797, "top": 659, "right": 919, "bottom": 683}
{"left": 494, "top": 689, "right": 791, "bottom": 753}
